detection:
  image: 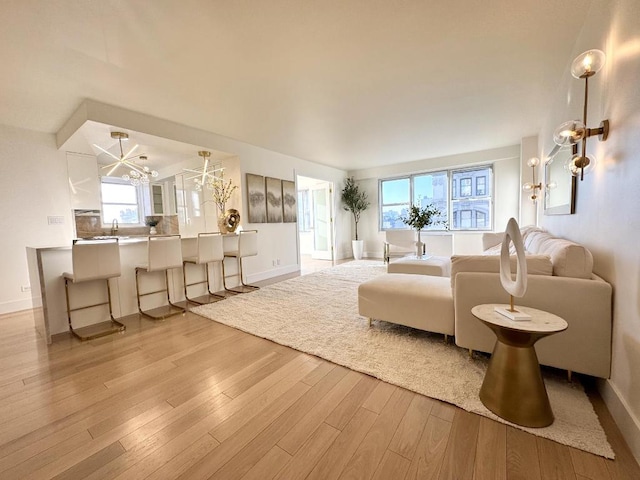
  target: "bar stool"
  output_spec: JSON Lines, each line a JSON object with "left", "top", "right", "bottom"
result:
{"left": 135, "top": 235, "right": 186, "bottom": 320}
{"left": 63, "top": 238, "right": 126, "bottom": 341}
{"left": 222, "top": 229, "right": 260, "bottom": 294}
{"left": 182, "top": 232, "right": 228, "bottom": 305}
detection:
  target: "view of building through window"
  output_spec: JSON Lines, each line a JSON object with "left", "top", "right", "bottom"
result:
{"left": 451, "top": 167, "right": 492, "bottom": 229}
{"left": 380, "top": 166, "right": 492, "bottom": 231}
{"left": 100, "top": 178, "right": 142, "bottom": 225}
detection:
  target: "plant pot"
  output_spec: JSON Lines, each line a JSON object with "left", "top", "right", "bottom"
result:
{"left": 416, "top": 241, "right": 423, "bottom": 258}
{"left": 149, "top": 226, "right": 157, "bottom": 235}
{"left": 352, "top": 240, "right": 364, "bottom": 260}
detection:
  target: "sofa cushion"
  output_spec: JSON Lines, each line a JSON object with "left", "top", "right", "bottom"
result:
{"left": 450, "top": 254, "right": 553, "bottom": 289}
{"left": 522, "top": 230, "right": 593, "bottom": 279}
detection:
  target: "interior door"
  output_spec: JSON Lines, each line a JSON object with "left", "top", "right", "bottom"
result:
{"left": 311, "top": 184, "right": 334, "bottom": 260}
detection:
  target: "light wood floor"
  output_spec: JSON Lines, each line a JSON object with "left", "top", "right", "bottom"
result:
{"left": 1, "top": 278, "right": 638, "bottom": 479}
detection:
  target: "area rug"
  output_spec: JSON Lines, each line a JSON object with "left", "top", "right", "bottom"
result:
{"left": 192, "top": 261, "right": 614, "bottom": 458}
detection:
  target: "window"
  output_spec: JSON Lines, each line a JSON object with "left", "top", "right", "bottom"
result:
{"left": 476, "top": 176, "right": 486, "bottom": 196}
{"left": 413, "top": 171, "right": 448, "bottom": 230}
{"left": 460, "top": 210, "right": 472, "bottom": 229}
{"left": 476, "top": 211, "right": 487, "bottom": 228}
{"left": 380, "top": 165, "right": 492, "bottom": 231}
{"left": 100, "top": 178, "right": 142, "bottom": 225}
{"left": 460, "top": 178, "right": 472, "bottom": 197}
{"left": 297, "top": 189, "right": 312, "bottom": 232}
{"left": 451, "top": 166, "right": 492, "bottom": 230}
{"left": 380, "top": 177, "right": 410, "bottom": 229}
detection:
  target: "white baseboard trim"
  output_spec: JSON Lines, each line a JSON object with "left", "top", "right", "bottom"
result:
{"left": 0, "top": 298, "right": 35, "bottom": 316}
{"left": 247, "top": 264, "right": 300, "bottom": 284}
{"left": 598, "top": 378, "right": 640, "bottom": 464}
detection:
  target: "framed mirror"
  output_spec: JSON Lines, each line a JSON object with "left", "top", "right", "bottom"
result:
{"left": 544, "top": 144, "right": 577, "bottom": 215}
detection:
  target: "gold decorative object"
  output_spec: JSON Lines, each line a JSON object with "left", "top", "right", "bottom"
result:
{"left": 218, "top": 209, "right": 241, "bottom": 233}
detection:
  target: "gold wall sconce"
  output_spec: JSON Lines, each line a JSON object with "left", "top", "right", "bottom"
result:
{"left": 522, "top": 157, "right": 542, "bottom": 202}
{"left": 553, "top": 49, "right": 610, "bottom": 181}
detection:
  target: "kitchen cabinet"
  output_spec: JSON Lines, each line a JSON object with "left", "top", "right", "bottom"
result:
{"left": 67, "top": 153, "right": 101, "bottom": 210}
{"left": 143, "top": 182, "right": 166, "bottom": 216}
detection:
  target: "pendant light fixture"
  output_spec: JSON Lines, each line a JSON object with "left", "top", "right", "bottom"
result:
{"left": 552, "top": 49, "right": 609, "bottom": 181}
{"left": 183, "top": 150, "right": 224, "bottom": 191}
{"left": 95, "top": 132, "right": 158, "bottom": 186}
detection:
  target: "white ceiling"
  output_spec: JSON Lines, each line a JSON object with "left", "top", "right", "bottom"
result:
{"left": 0, "top": 1, "right": 590, "bottom": 170}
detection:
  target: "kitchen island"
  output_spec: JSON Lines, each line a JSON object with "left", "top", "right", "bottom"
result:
{"left": 26, "top": 235, "right": 242, "bottom": 344}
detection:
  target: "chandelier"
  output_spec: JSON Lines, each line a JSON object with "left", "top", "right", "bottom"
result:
{"left": 95, "top": 132, "right": 159, "bottom": 186}
{"left": 182, "top": 150, "right": 224, "bottom": 191}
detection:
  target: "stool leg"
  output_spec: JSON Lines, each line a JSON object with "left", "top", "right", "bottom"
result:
{"left": 238, "top": 257, "right": 259, "bottom": 290}
{"left": 65, "top": 277, "right": 125, "bottom": 341}
{"left": 205, "top": 262, "right": 227, "bottom": 300}
{"left": 136, "top": 267, "right": 185, "bottom": 320}
{"left": 222, "top": 257, "right": 252, "bottom": 294}
{"left": 166, "top": 269, "right": 186, "bottom": 313}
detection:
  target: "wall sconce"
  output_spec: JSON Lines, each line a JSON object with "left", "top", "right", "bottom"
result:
{"left": 522, "top": 157, "right": 542, "bottom": 202}
{"left": 552, "top": 49, "right": 610, "bottom": 181}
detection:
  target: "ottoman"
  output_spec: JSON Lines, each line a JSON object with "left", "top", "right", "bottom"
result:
{"left": 358, "top": 273, "right": 454, "bottom": 337}
{"left": 387, "top": 255, "right": 451, "bottom": 277}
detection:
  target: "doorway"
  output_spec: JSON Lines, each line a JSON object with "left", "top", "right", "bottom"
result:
{"left": 296, "top": 175, "right": 335, "bottom": 275}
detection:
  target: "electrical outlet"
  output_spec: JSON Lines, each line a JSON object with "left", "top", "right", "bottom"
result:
{"left": 21, "top": 285, "right": 31, "bottom": 292}
{"left": 47, "top": 216, "right": 64, "bottom": 225}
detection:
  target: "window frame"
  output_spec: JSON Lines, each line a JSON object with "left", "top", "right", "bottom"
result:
{"left": 379, "top": 164, "right": 493, "bottom": 232}
{"left": 100, "top": 176, "right": 145, "bottom": 227}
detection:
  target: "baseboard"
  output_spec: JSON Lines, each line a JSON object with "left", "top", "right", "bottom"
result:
{"left": 0, "top": 298, "right": 35, "bottom": 316}
{"left": 247, "top": 264, "right": 300, "bottom": 284}
{"left": 598, "top": 378, "right": 640, "bottom": 465}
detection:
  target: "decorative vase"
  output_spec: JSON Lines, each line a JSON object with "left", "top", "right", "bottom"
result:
{"left": 149, "top": 226, "right": 157, "bottom": 235}
{"left": 218, "top": 208, "right": 241, "bottom": 233}
{"left": 352, "top": 240, "right": 364, "bottom": 260}
{"left": 415, "top": 231, "right": 423, "bottom": 257}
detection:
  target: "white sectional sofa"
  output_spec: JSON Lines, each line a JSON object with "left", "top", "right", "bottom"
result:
{"left": 358, "top": 226, "right": 612, "bottom": 378}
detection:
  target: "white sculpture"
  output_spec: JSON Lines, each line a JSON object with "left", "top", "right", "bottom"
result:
{"left": 495, "top": 218, "right": 531, "bottom": 320}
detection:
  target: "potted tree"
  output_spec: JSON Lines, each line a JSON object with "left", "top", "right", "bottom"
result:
{"left": 341, "top": 177, "right": 370, "bottom": 259}
{"left": 400, "top": 204, "right": 443, "bottom": 257}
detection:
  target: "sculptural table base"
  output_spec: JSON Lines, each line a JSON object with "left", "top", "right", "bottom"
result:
{"left": 480, "top": 328, "right": 554, "bottom": 428}
{"left": 472, "top": 304, "right": 568, "bottom": 428}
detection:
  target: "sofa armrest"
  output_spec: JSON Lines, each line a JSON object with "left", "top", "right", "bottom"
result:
{"left": 454, "top": 272, "right": 612, "bottom": 378}
{"left": 482, "top": 232, "right": 504, "bottom": 251}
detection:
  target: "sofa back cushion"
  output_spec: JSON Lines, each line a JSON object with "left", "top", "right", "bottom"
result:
{"left": 450, "top": 254, "right": 553, "bottom": 290}
{"left": 522, "top": 229, "right": 593, "bottom": 279}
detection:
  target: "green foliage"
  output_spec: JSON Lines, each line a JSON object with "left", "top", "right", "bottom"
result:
{"left": 341, "top": 177, "right": 370, "bottom": 240}
{"left": 400, "top": 204, "right": 443, "bottom": 231}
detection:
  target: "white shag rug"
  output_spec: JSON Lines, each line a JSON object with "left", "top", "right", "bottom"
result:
{"left": 192, "top": 261, "right": 614, "bottom": 458}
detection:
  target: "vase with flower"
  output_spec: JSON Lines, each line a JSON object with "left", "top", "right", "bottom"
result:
{"left": 209, "top": 172, "right": 239, "bottom": 233}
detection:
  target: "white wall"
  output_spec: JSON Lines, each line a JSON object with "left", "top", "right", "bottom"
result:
{"left": 350, "top": 145, "right": 522, "bottom": 258}
{"left": 537, "top": 0, "right": 640, "bottom": 463}
{"left": 0, "top": 124, "right": 73, "bottom": 314}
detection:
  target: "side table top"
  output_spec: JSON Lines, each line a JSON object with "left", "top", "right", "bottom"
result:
{"left": 471, "top": 304, "right": 568, "bottom": 334}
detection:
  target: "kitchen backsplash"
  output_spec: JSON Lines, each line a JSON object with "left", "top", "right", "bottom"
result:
{"left": 74, "top": 211, "right": 179, "bottom": 238}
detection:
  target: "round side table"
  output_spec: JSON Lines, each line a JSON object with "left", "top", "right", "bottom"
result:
{"left": 471, "top": 304, "right": 568, "bottom": 428}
